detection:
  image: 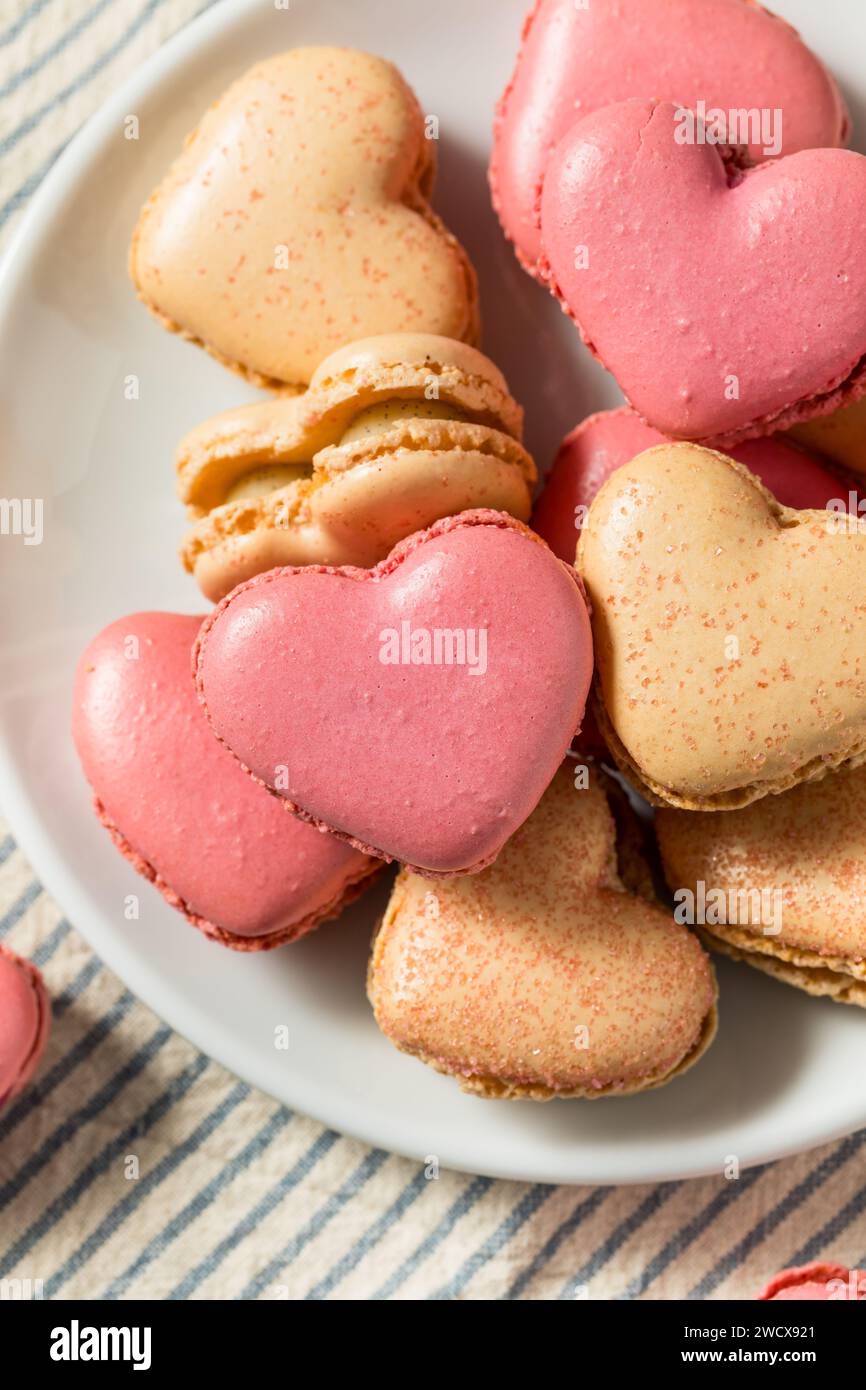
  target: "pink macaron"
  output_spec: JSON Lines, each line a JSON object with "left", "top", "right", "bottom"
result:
{"left": 532, "top": 408, "right": 859, "bottom": 564}
{"left": 195, "top": 511, "right": 594, "bottom": 877}
{"left": 73, "top": 612, "right": 379, "bottom": 950}
{"left": 0, "top": 945, "right": 50, "bottom": 1107}
{"left": 491, "top": 0, "right": 848, "bottom": 275}
{"left": 758, "top": 1263, "right": 866, "bottom": 1301}
{"left": 539, "top": 100, "right": 866, "bottom": 445}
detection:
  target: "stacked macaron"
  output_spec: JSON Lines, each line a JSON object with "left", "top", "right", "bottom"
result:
{"left": 68, "top": 4, "right": 866, "bottom": 1119}
{"left": 177, "top": 334, "right": 536, "bottom": 601}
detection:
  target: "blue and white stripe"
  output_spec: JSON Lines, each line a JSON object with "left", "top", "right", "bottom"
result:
{"left": 1, "top": 0, "right": 866, "bottom": 1299}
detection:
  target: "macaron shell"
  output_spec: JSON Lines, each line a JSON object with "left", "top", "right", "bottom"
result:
{"left": 309, "top": 423, "right": 534, "bottom": 550}
{"left": 368, "top": 766, "right": 717, "bottom": 1099}
{"left": 657, "top": 764, "right": 866, "bottom": 1005}
{"left": 491, "top": 0, "right": 848, "bottom": 271}
{"left": 532, "top": 409, "right": 854, "bottom": 564}
{"left": 305, "top": 333, "right": 523, "bottom": 438}
{"left": 130, "top": 50, "right": 479, "bottom": 388}
{"left": 693, "top": 929, "right": 866, "bottom": 1007}
{"left": 540, "top": 100, "right": 866, "bottom": 444}
{"left": 758, "top": 1263, "right": 866, "bottom": 1301}
{"left": 578, "top": 444, "right": 866, "bottom": 809}
{"left": 195, "top": 511, "right": 594, "bottom": 876}
{"left": 0, "top": 945, "right": 50, "bottom": 1107}
{"left": 73, "top": 612, "right": 377, "bottom": 948}
{"left": 182, "top": 480, "right": 334, "bottom": 603}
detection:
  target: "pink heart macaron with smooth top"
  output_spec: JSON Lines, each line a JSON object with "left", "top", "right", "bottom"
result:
{"left": 195, "top": 510, "right": 594, "bottom": 877}
{"left": 532, "top": 408, "right": 861, "bottom": 564}
{"left": 73, "top": 612, "right": 380, "bottom": 950}
{"left": 540, "top": 100, "right": 866, "bottom": 446}
{"left": 491, "top": 0, "right": 848, "bottom": 274}
{"left": 0, "top": 945, "right": 50, "bottom": 1108}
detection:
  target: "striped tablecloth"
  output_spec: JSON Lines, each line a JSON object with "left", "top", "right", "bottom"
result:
{"left": 2, "top": 0, "right": 865, "bottom": 1300}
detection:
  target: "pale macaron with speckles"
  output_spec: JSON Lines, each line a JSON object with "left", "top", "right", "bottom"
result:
{"left": 657, "top": 763, "right": 866, "bottom": 1007}
{"left": 578, "top": 443, "right": 866, "bottom": 810}
{"left": 130, "top": 48, "right": 479, "bottom": 389}
{"left": 368, "top": 764, "right": 717, "bottom": 1099}
{"left": 178, "top": 334, "right": 535, "bottom": 602}
{"left": 73, "top": 612, "right": 379, "bottom": 950}
{"left": 0, "top": 945, "right": 50, "bottom": 1108}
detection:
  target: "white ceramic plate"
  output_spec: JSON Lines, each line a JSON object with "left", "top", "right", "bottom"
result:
{"left": 2, "top": 0, "right": 865, "bottom": 1186}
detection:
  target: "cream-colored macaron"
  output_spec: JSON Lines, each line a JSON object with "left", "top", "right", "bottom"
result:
{"left": 178, "top": 333, "right": 536, "bottom": 601}
{"left": 368, "top": 765, "right": 717, "bottom": 1100}
{"left": 130, "top": 48, "right": 479, "bottom": 389}
{"left": 578, "top": 443, "right": 866, "bottom": 811}
{"left": 657, "top": 764, "right": 866, "bottom": 1006}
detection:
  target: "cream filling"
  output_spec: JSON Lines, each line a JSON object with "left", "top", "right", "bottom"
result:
{"left": 224, "top": 463, "right": 311, "bottom": 504}
{"left": 222, "top": 400, "right": 470, "bottom": 505}
{"left": 338, "top": 399, "right": 469, "bottom": 443}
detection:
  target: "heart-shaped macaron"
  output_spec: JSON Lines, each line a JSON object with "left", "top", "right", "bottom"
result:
{"left": 368, "top": 764, "right": 717, "bottom": 1099}
{"left": 657, "top": 763, "right": 866, "bottom": 1007}
{"left": 195, "top": 511, "right": 594, "bottom": 876}
{"left": 178, "top": 334, "right": 535, "bottom": 601}
{"left": 131, "top": 48, "right": 478, "bottom": 389}
{"left": 492, "top": 0, "right": 848, "bottom": 272}
{"left": 540, "top": 100, "right": 866, "bottom": 445}
{"left": 578, "top": 444, "right": 866, "bottom": 810}
{"left": 0, "top": 945, "right": 50, "bottom": 1108}
{"left": 532, "top": 407, "right": 858, "bottom": 564}
{"left": 73, "top": 612, "right": 379, "bottom": 949}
